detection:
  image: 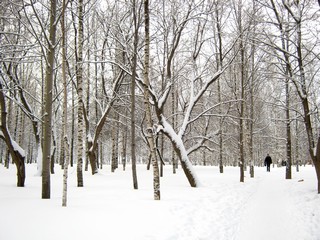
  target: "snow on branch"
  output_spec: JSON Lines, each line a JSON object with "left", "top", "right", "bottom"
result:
{"left": 0, "top": 130, "right": 26, "bottom": 158}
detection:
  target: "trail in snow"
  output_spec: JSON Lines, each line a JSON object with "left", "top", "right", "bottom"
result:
{"left": 237, "top": 168, "right": 306, "bottom": 240}
{"left": 0, "top": 165, "right": 319, "bottom": 240}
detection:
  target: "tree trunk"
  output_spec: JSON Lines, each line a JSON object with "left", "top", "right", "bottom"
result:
{"left": 122, "top": 129, "right": 127, "bottom": 171}
{"left": 161, "top": 118, "right": 198, "bottom": 187}
{"left": 285, "top": 77, "right": 292, "bottom": 179}
{"left": 295, "top": 113, "right": 299, "bottom": 172}
{"left": 0, "top": 82, "right": 26, "bottom": 187}
{"left": 76, "top": 0, "right": 84, "bottom": 187}
{"left": 144, "top": 0, "right": 160, "bottom": 200}
{"left": 239, "top": 3, "right": 245, "bottom": 183}
{"left": 111, "top": 114, "right": 118, "bottom": 172}
{"left": 249, "top": 0, "right": 257, "bottom": 178}
{"left": 42, "top": 0, "right": 57, "bottom": 199}
{"left": 171, "top": 80, "right": 177, "bottom": 174}
{"left": 215, "top": 1, "right": 224, "bottom": 174}
{"left": 172, "top": 140, "right": 198, "bottom": 187}
{"left": 61, "top": 0, "right": 70, "bottom": 207}
{"left": 316, "top": 136, "right": 320, "bottom": 193}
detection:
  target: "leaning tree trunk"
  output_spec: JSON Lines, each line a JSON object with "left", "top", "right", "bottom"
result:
{"left": 160, "top": 118, "right": 198, "bottom": 187}
{"left": 0, "top": 82, "right": 26, "bottom": 187}
{"left": 172, "top": 142, "right": 198, "bottom": 187}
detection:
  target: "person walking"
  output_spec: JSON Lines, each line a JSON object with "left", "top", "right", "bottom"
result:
{"left": 264, "top": 154, "right": 272, "bottom": 172}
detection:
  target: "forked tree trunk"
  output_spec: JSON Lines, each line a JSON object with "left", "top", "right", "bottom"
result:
{"left": 0, "top": 84, "right": 26, "bottom": 187}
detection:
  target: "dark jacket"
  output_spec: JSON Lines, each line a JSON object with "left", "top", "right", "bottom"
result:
{"left": 264, "top": 155, "right": 272, "bottom": 166}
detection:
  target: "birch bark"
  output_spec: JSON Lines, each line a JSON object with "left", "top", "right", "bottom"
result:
{"left": 76, "top": 0, "right": 84, "bottom": 187}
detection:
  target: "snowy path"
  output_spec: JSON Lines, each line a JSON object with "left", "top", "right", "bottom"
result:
{"left": 237, "top": 169, "right": 304, "bottom": 240}
{"left": 1, "top": 165, "right": 319, "bottom": 240}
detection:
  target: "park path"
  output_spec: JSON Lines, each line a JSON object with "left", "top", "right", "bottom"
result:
{"left": 236, "top": 168, "right": 303, "bottom": 240}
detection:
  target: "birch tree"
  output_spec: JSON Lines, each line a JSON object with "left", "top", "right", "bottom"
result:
{"left": 61, "top": 0, "right": 70, "bottom": 207}
{"left": 75, "top": 0, "right": 84, "bottom": 187}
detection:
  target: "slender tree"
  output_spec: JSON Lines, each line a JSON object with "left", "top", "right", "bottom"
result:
{"left": 42, "top": 0, "right": 58, "bottom": 199}
{"left": 76, "top": 0, "right": 84, "bottom": 187}
{"left": 131, "top": 0, "right": 139, "bottom": 189}
{"left": 143, "top": 0, "right": 160, "bottom": 200}
{"left": 61, "top": 0, "right": 70, "bottom": 207}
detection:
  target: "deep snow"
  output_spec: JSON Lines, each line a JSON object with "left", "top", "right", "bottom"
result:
{"left": 0, "top": 164, "right": 319, "bottom": 240}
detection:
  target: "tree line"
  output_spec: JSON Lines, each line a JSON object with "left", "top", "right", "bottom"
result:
{"left": 0, "top": 0, "right": 320, "bottom": 202}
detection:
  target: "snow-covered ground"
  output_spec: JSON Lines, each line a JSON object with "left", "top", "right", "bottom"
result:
{"left": 0, "top": 164, "right": 319, "bottom": 240}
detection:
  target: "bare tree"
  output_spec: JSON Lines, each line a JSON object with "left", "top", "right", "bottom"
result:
{"left": 0, "top": 81, "right": 26, "bottom": 187}
{"left": 41, "top": 0, "right": 58, "bottom": 198}
{"left": 143, "top": 0, "right": 160, "bottom": 200}
{"left": 281, "top": 0, "right": 320, "bottom": 192}
{"left": 130, "top": 0, "right": 139, "bottom": 189}
{"left": 61, "top": 0, "right": 70, "bottom": 207}
{"left": 75, "top": 0, "right": 84, "bottom": 187}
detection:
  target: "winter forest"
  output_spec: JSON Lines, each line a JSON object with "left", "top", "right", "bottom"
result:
{"left": 1, "top": 0, "right": 320, "bottom": 206}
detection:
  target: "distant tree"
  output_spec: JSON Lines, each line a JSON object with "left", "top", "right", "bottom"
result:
{"left": 130, "top": 0, "right": 139, "bottom": 189}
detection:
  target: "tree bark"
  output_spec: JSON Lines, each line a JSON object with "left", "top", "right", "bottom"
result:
{"left": 316, "top": 136, "right": 320, "bottom": 194}
{"left": 285, "top": 77, "right": 292, "bottom": 180}
{"left": 61, "top": 0, "right": 70, "bottom": 207}
{"left": 42, "top": 0, "right": 57, "bottom": 198}
{"left": 76, "top": 0, "right": 84, "bottom": 187}
{"left": 0, "top": 82, "right": 26, "bottom": 187}
{"left": 238, "top": 0, "right": 245, "bottom": 183}
{"left": 130, "top": 10, "right": 138, "bottom": 185}
{"left": 144, "top": 0, "right": 160, "bottom": 200}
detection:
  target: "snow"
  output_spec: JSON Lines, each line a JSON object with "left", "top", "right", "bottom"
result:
{"left": 0, "top": 164, "right": 319, "bottom": 240}
{"left": 0, "top": 130, "right": 26, "bottom": 158}
{"left": 35, "top": 144, "right": 42, "bottom": 176}
{"left": 161, "top": 117, "right": 200, "bottom": 186}
{"left": 12, "top": 140, "right": 25, "bottom": 158}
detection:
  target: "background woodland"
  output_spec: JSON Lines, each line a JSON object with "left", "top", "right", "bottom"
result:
{"left": 1, "top": 0, "right": 320, "bottom": 197}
